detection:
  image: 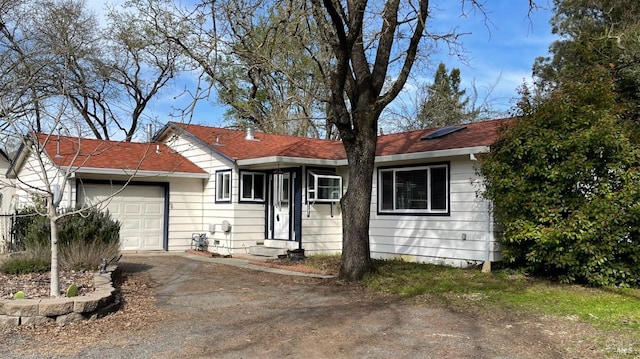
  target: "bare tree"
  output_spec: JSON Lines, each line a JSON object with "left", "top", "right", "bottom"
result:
{"left": 0, "top": 0, "right": 184, "bottom": 142}
{"left": 304, "top": 0, "right": 433, "bottom": 280}
{"left": 0, "top": 0, "right": 179, "bottom": 295}
{"left": 103, "top": 4, "right": 185, "bottom": 141}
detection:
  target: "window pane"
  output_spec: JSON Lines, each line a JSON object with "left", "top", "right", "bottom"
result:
{"left": 281, "top": 177, "right": 289, "bottom": 202}
{"left": 217, "top": 172, "right": 230, "bottom": 200}
{"left": 241, "top": 174, "right": 252, "bottom": 199}
{"left": 223, "top": 174, "right": 230, "bottom": 199}
{"left": 254, "top": 174, "right": 265, "bottom": 200}
{"left": 381, "top": 171, "right": 393, "bottom": 210}
{"left": 307, "top": 173, "right": 315, "bottom": 200}
{"left": 430, "top": 167, "right": 447, "bottom": 210}
{"left": 395, "top": 169, "right": 427, "bottom": 209}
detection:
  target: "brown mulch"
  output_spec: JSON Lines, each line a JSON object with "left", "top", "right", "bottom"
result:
{"left": 1, "top": 268, "right": 168, "bottom": 357}
{"left": 249, "top": 257, "right": 338, "bottom": 276}
{"left": 0, "top": 270, "right": 96, "bottom": 299}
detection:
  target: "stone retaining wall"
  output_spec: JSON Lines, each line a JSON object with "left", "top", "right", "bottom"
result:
{"left": 0, "top": 266, "right": 119, "bottom": 327}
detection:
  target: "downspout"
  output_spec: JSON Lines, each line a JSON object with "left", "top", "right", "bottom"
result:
{"left": 482, "top": 199, "right": 492, "bottom": 273}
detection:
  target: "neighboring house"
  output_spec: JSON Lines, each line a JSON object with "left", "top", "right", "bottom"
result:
{"left": 0, "top": 148, "right": 15, "bottom": 253}
{"left": 0, "top": 148, "right": 15, "bottom": 215}
{"left": 7, "top": 118, "right": 508, "bottom": 267}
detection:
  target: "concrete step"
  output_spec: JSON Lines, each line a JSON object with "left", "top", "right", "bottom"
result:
{"left": 249, "top": 245, "right": 287, "bottom": 257}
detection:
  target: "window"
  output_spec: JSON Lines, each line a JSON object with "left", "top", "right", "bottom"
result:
{"left": 308, "top": 170, "right": 342, "bottom": 203}
{"left": 240, "top": 172, "right": 265, "bottom": 202}
{"left": 378, "top": 164, "right": 448, "bottom": 214}
{"left": 216, "top": 170, "right": 231, "bottom": 202}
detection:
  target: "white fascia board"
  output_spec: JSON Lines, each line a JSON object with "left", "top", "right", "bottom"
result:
{"left": 236, "top": 156, "right": 348, "bottom": 167}
{"left": 374, "top": 146, "right": 490, "bottom": 164}
{"left": 69, "top": 167, "right": 210, "bottom": 179}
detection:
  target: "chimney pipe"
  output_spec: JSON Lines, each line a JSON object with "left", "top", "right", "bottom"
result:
{"left": 245, "top": 127, "right": 254, "bottom": 141}
{"left": 147, "top": 124, "right": 153, "bottom": 142}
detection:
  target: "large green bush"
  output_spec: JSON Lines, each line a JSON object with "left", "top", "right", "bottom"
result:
{"left": 480, "top": 69, "right": 640, "bottom": 287}
{"left": 3, "top": 206, "right": 121, "bottom": 273}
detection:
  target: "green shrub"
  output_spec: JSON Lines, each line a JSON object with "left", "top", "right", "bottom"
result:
{"left": 480, "top": 69, "right": 640, "bottom": 287}
{"left": 5, "top": 205, "right": 121, "bottom": 273}
{"left": 58, "top": 207, "right": 121, "bottom": 246}
{"left": 2, "top": 255, "right": 50, "bottom": 274}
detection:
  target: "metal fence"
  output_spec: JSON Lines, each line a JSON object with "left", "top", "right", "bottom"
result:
{"left": 0, "top": 214, "right": 15, "bottom": 254}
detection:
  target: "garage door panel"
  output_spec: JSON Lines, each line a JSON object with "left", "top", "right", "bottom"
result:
{"left": 143, "top": 203, "right": 163, "bottom": 215}
{"left": 79, "top": 183, "right": 165, "bottom": 251}
{"left": 124, "top": 203, "right": 142, "bottom": 214}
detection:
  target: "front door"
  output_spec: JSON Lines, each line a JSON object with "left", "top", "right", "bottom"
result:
{"left": 271, "top": 172, "right": 291, "bottom": 240}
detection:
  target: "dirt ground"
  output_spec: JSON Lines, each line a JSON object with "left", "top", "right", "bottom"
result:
{"left": 0, "top": 254, "right": 626, "bottom": 358}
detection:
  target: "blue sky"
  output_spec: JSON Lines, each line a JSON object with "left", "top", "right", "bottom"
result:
{"left": 425, "top": 0, "right": 557, "bottom": 114}
{"left": 92, "top": 1, "right": 558, "bottom": 130}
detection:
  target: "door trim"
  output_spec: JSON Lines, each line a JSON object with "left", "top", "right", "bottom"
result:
{"left": 265, "top": 168, "right": 302, "bottom": 245}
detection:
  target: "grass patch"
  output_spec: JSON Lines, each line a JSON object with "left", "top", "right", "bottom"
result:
{"left": 305, "top": 256, "right": 640, "bottom": 336}
{"left": 299, "top": 254, "right": 342, "bottom": 274}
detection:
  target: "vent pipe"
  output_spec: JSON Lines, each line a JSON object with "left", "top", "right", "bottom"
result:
{"left": 147, "top": 124, "right": 153, "bottom": 142}
{"left": 245, "top": 127, "right": 255, "bottom": 140}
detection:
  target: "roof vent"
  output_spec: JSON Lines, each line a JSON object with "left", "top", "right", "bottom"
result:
{"left": 245, "top": 127, "right": 257, "bottom": 141}
{"left": 421, "top": 125, "right": 467, "bottom": 140}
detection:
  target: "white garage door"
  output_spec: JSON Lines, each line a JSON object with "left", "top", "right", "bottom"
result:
{"left": 79, "top": 183, "right": 165, "bottom": 251}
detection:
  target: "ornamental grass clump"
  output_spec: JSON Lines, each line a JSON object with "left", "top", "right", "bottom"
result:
{"left": 1, "top": 206, "right": 121, "bottom": 274}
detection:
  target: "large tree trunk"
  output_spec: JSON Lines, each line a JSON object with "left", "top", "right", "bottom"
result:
{"left": 338, "top": 113, "right": 378, "bottom": 281}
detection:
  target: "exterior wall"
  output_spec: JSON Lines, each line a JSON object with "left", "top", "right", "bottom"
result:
{"left": 299, "top": 166, "right": 345, "bottom": 255}
{"left": 162, "top": 133, "right": 265, "bottom": 255}
{"left": 165, "top": 178, "right": 205, "bottom": 251}
{"left": 11, "top": 150, "right": 67, "bottom": 209}
{"left": 0, "top": 158, "right": 15, "bottom": 215}
{"left": 369, "top": 156, "right": 501, "bottom": 267}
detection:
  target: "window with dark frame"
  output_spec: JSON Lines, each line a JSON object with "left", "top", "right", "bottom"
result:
{"left": 216, "top": 170, "right": 231, "bottom": 202}
{"left": 240, "top": 172, "right": 265, "bottom": 202}
{"left": 378, "top": 164, "right": 448, "bottom": 214}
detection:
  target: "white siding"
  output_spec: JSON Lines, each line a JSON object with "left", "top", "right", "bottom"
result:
{"left": 299, "top": 166, "right": 345, "bottom": 255}
{"left": 162, "top": 131, "right": 266, "bottom": 255}
{"left": 13, "top": 150, "right": 68, "bottom": 209}
{"left": 369, "top": 156, "right": 501, "bottom": 267}
{"left": 166, "top": 178, "right": 205, "bottom": 251}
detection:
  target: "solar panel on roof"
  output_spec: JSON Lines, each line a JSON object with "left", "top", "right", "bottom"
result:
{"left": 421, "top": 125, "right": 467, "bottom": 140}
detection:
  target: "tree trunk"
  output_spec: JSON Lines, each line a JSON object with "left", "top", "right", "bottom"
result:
{"left": 49, "top": 197, "right": 60, "bottom": 297}
{"left": 338, "top": 116, "right": 377, "bottom": 281}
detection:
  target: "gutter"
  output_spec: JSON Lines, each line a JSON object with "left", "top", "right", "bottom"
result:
{"left": 236, "top": 156, "right": 348, "bottom": 167}
{"left": 70, "top": 167, "right": 210, "bottom": 179}
{"left": 373, "top": 146, "right": 490, "bottom": 164}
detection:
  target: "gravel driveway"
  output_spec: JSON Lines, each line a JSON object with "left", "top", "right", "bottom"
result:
{"left": 1, "top": 253, "right": 607, "bottom": 358}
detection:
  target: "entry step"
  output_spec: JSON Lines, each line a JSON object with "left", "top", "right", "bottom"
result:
{"left": 249, "top": 246, "right": 288, "bottom": 257}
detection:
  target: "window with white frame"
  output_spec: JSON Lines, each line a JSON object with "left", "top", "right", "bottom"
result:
{"left": 307, "top": 170, "right": 342, "bottom": 203}
{"left": 378, "top": 164, "right": 448, "bottom": 214}
{"left": 216, "top": 170, "right": 231, "bottom": 202}
{"left": 240, "top": 172, "right": 265, "bottom": 201}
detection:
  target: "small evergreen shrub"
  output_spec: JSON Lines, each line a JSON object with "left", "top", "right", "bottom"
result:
{"left": 4, "top": 205, "right": 121, "bottom": 273}
{"left": 2, "top": 256, "right": 50, "bottom": 274}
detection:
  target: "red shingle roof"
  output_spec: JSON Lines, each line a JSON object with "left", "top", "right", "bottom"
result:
{"left": 173, "top": 123, "right": 346, "bottom": 160}
{"left": 175, "top": 118, "right": 510, "bottom": 161}
{"left": 376, "top": 118, "right": 510, "bottom": 156}
{"left": 37, "top": 133, "right": 207, "bottom": 174}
